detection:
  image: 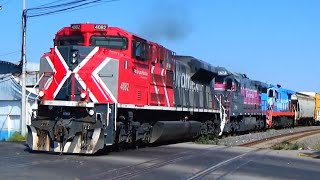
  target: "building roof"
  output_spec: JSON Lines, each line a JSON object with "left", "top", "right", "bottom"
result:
{"left": 0, "top": 74, "right": 37, "bottom": 101}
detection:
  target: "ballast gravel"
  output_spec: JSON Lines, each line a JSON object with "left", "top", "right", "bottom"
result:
{"left": 215, "top": 126, "right": 320, "bottom": 146}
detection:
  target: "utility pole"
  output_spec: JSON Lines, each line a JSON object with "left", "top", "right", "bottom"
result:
{"left": 20, "top": 0, "right": 27, "bottom": 136}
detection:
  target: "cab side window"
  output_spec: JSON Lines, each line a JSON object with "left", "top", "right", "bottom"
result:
{"left": 268, "top": 89, "right": 274, "bottom": 97}
{"left": 132, "top": 38, "right": 149, "bottom": 61}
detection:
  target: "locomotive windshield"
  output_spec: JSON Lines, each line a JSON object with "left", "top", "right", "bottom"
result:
{"left": 57, "top": 36, "right": 84, "bottom": 46}
{"left": 215, "top": 76, "right": 224, "bottom": 83}
{"left": 90, "top": 36, "right": 128, "bottom": 50}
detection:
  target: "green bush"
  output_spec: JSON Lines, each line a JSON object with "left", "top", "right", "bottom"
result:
{"left": 194, "top": 134, "right": 218, "bottom": 144}
{"left": 7, "top": 132, "right": 27, "bottom": 142}
{"left": 272, "top": 141, "right": 305, "bottom": 150}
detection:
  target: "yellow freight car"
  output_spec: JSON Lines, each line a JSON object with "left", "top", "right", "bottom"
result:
{"left": 315, "top": 93, "right": 320, "bottom": 125}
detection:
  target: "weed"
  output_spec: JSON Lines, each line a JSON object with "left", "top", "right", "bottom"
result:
{"left": 7, "top": 132, "right": 27, "bottom": 142}
{"left": 272, "top": 141, "right": 305, "bottom": 150}
{"left": 313, "top": 142, "right": 320, "bottom": 151}
{"left": 194, "top": 134, "right": 219, "bottom": 144}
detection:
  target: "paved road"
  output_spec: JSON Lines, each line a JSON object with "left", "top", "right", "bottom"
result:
{"left": 0, "top": 142, "right": 319, "bottom": 180}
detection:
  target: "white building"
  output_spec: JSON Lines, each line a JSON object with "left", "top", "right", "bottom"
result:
{"left": 0, "top": 61, "right": 39, "bottom": 141}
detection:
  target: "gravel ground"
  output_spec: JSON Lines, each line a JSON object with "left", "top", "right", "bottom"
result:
{"left": 214, "top": 126, "right": 320, "bottom": 146}
{"left": 295, "top": 134, "right": 320, "bottom": 151}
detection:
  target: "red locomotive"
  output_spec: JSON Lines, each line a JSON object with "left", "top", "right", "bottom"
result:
{"left": 27, "top": 23, "right": 226, "bottom": 154}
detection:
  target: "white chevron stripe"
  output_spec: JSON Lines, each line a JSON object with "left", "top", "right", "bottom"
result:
{"left": 151, "top": 65, "right": 160, "bottom": 105}
{"left": 161, "top": 69, "right": 170, "bottom": 106}
{"left": 73, "top": 47, "right": 100, "bottom": 103}
{"left": 53, "top": 47, "right": 71, "bottom": 98}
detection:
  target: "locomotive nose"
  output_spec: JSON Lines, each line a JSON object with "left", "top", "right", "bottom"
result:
{"left": 52, "top": 46, "right": 96, "bottom": 101}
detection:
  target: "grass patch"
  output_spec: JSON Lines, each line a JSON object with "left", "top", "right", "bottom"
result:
{"left": 194, "top": 134, "right": 219, "bottom": 144}
{"left": 313, "top": 142, "right": 320, "bottom": 151}
{"left": 272, "top": 141, "right": 306, "bottom": 150}
{"left": 7, "top": 132, "right": 27, "bottom": 142}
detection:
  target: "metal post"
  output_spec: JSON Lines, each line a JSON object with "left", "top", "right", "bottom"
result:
{"left": 20, "top": 0, "right": 27, "bottom": 136}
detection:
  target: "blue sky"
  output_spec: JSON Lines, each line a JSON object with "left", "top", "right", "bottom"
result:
{"left": 0, "top": 0, "right": 319, "bottom": 92}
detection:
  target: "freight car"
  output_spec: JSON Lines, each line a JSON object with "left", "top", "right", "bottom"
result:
{"left": 315, "top": 93, "right": 320, "bottom": 125}
{"left": 291, "top": 92, "right": 316, "bottom": 126}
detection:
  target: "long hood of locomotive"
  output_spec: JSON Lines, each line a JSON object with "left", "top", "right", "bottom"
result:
{"left": 39, "top": 46, "right": 119, "bottom": 103}
{"left": 174, "top": 56, "right": 217, "bottom": 109}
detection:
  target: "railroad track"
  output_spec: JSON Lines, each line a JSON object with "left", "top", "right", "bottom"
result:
{"left": 83, "top": 146, "right": 229, "bottom": 180}
{"left": 239, "top": 128, "right": 320, "bottom": 148}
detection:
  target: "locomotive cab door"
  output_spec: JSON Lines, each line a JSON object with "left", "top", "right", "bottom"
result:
{"left": 131, "top": 37, "right": 150, "bottom": 106}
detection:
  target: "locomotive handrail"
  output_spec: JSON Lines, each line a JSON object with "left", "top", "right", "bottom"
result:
{"left": 26, "top": 72, "right": 45, "bottom": 99}
{"left": 41, "top": 71, "right": 55, "bottom": 90}
{"left": 214, "top": 94, "right": 227, "bottom": 136}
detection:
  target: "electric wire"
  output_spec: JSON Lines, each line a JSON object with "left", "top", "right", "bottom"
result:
{"left": 27, "top": 0, "right": 119, "bottom": 18}
{"left": 29, "top": 0, "right": 89, "bottom": 11}
{"left": 31, "top": 0, "right": 69, "bottom": 9}
{"left": 0, "top": 0, "right": 11, "bottom": 9}
{"left": 0, "top": 51, "right": 20, "bottom": 57}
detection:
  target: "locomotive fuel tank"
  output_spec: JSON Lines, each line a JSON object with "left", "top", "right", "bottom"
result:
{"left": 150, "top": 121, "right": 202, "bottom": 143}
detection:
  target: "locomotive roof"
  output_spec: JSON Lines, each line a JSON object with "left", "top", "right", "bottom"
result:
{"left": 175, "top": 55, "right": 219, "bottom": 74}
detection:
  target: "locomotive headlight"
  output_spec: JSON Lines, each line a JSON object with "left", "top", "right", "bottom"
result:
{"left": 38, "top": 90, "right": 45, "bottom": 98}
{"left": 80, "top": 92, "right": 87, "bottom": 99}
{"left": 88, "top": 109, "right": 95, "bottom": 116}
{"left": 71, "top": 51, "right": 78, "bottom": 64}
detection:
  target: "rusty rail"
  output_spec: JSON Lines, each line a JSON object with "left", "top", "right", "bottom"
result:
{"left": 240, "top": 129, "right": 320, "bottom": 147}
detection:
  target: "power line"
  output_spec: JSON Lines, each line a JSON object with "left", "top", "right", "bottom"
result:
{"left": 0, "top": 0, "right": 11, "bottom": 10}
{"left": 31, "top": 0, "right": 68, "bottom": 9}
{"left": 29, "top": 0, "right": 89, "bottom": 11}
{"left": 28, "top": 0, "right": 118, "bottom": 16}
{"left": 27, "top": 0, "right": 119, "bottom": 18}
{"left": 61, "top": 0, "right": 118, "bottom": 13}
{"left": 0, "top": 51, "right": 20, "bottom": 57}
